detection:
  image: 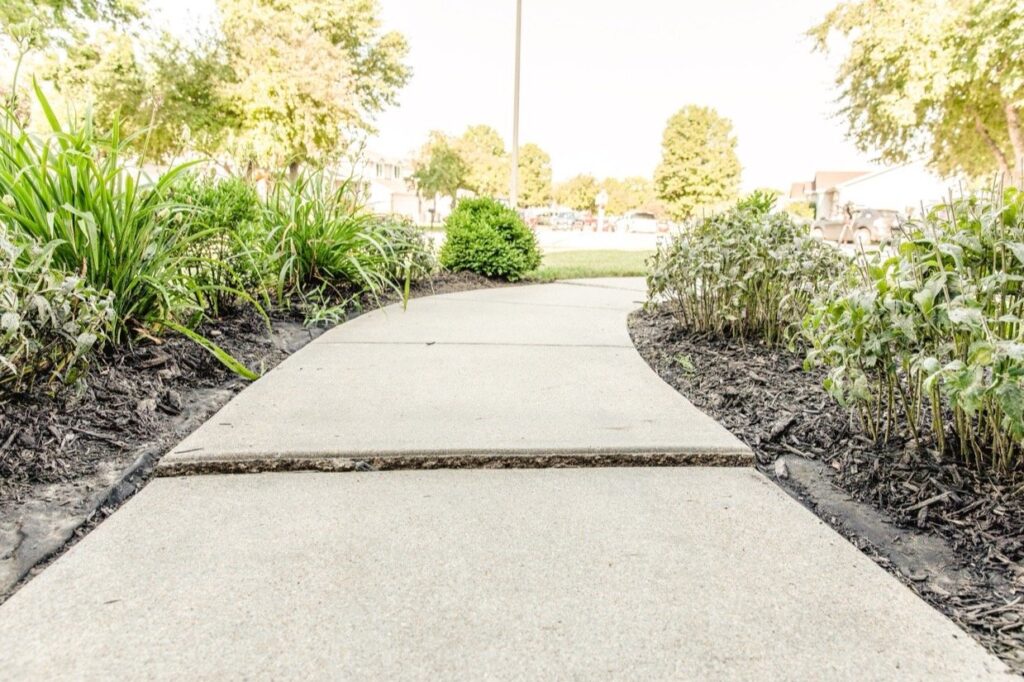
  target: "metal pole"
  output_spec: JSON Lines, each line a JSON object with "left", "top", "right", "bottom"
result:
{"left": 510, "top": 0, "right": 522, "bottom": 209}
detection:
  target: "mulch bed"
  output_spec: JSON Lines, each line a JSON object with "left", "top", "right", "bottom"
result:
{"left": 0, "top": 270, "right": 506, "bottom": 600}
{"left": 629, "top": 306, "right": 1024, "bottom": 674}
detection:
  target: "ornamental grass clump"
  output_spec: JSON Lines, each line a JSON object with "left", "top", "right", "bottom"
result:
{"left": 261, "top": 169, "right": 430, "bottom": 308}
{"left": 805, "top": 187, "right": 1024, "bottom": 472}
{"left": 648, "top": 191, "right": 845, "bottom": 345}
{"left": 0, "top": 84, "right": 208, "bottom": 343}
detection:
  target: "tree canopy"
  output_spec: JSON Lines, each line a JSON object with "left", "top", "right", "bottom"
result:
{"left": 517, "top": 143, "right": 552, "bottom": 207}
{"left": 812, "top": 0, "right": 1024, "bottom": 183}
{"left": 554, "top": 174, "right": 600, "bottom": 212}
{"left": 600, "top": 176, "right": 660, "bottom": 215}
{"left": 217, "top": 0, "right": 411, "bottom": 171}
{"left": 411, "top": 131, "right": 466, "bottom": 204}
{"left": 654, "top": 105, "right": 741, "bottom": 220}
{"left": 454, "top": 125, "right": 508, "bottom": 197}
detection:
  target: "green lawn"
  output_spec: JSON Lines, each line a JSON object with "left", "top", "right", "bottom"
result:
{"left": 525, "top": 250, "right": 655, "bottom": 282}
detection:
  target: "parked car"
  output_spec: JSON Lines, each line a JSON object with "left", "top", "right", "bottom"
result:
{"left": 810, "top": 209, "right": 902, "bottom": 244}
{"left": 619, "top": 211, "right": 658, "bottom": 233}
{"left": 809, "top": 218, "right": 848, "bottom": 243}
{"left": 851, "top": 208, "right": 902, "bottom": 244}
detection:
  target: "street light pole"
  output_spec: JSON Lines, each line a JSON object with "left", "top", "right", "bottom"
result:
{"left": 510, "top": 0, "right": 522, "bottom": 209}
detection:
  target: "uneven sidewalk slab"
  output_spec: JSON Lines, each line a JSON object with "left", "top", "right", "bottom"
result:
{"left": 0, "top": 468, "right": 1009, "bottom": 680}
{"left": 161, "top": 278, "right": 749, "bottom": 472}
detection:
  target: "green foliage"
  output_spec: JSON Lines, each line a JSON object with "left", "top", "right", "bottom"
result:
{"left": 260, "top": 169, "right": 419, "bottom": 304}
{"left": 367, "top": 213, "right": 437, "bottom": 285}
{"left": 554, "top": 174, "right": 599, "bottom": 212}
{"left": 1, "top": 0, "right": 140, "bottom": 52}
{"left": 812, "top": 0, "right": 1024, "bottom": 183}
{"left": 517, "top": 143, "right": 552, "bottom": 207}
{"left": 601, "top": 176, "right": 659, "bottom": 216}
{"left": 805, "top": 188, "right": 1024, "bottom": 472}
{"left": 43, "top": 30, "right": 148, "bottom": 138}
{"left": 454, "top": 125, "right": 507, "bottom": 198}
{"left": 412, "top": 131, "right": 466, "bottom": 205}
{"left": 0, "top": 226, "right": 113, "bottom": 392}
{"left": 173, "top": 172, "right": 264, "bottom": 308}
{"left": 217, "top": 0, "right": 410, "bottom": 169}
{"left": 655, "top": 105, "right": 741, "bottom": 220}
{"left": 439, "top": 198, "right": 541, "bottom": 281}
{"left": 648, "top": 198, "right": 844, "bottom": 345}
{"left": 0, "top": 84, "right": 207, "bottom": 343}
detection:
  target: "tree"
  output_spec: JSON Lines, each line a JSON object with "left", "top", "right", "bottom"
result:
{"left": 517, "top": 143, "right": 552, "bottom": 207}
{"left": 2, "top": 0, "right": 141, "bottom": 111}
{"left": 44, "top": 30, "right": 148, "bottom": 135}
{"left": 145, "top": 35, "right": 236, "bottom": 160}
{"left": 412, "top": 131, "right": 466, "bottom": 220}
{"left": 2, "top": 0, "right": 139, "bottom": 52}
{"left": 454, "top": 124, "right": 508, "bottom": 197}
{"left": 811, "top": 0, "right": 1024, "bottom": 183}
{"left": 216, "top": 0, "right": 410, "bottom": 173}
{"left": 554, "top": 174, "right": 599, "bottom": 211}
{"left": 655, "top": 106, "right": 741, "bottom": 220}
{"left": 601, "top": 176, "right": 659, "bottom": 215}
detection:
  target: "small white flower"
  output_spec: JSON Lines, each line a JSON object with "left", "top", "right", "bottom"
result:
{"left": 1, "top": 194, "right": 14, "bottom": 209}
{"left": 156, "top": 208, "right": 171, "bottom": 222}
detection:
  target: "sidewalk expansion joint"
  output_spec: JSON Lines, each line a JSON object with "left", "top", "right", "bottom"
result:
{"left": 156, "top": 451, "right": 753, "bottom": 477}
{"left": 316, "top": 341, "right": 635, "bottom": 348}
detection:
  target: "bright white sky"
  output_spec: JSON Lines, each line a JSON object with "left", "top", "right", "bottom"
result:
{"left": 152, "top": 0, "right": 877, "bottom": 190}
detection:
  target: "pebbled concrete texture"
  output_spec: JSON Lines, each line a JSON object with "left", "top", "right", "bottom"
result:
{"left": 161, "top": 278, "right": 750, "bottom": 470}
{"left": 0, "top": 468, "right": 1010, "bottom": 680}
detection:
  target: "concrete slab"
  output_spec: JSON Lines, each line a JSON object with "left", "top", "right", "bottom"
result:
{"left": 161, "top": 279, "right": 749, "bottom": 471}
{"left": 0, "top": 468, "right": 1009, "bottom": 680}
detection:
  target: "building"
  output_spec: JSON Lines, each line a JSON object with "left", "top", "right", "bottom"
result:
{"left": 789, "top": 164, "right": 957, "bottom": 219}
{"left": 788, "top": 170, "right": 871, "bottom": 219}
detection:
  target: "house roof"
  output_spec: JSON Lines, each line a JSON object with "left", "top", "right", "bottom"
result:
{"left": 788, "top": 181, "right": 812, "bottom": 199}
{"left": 812, "top": 170, "right": 870, "bottom": 191}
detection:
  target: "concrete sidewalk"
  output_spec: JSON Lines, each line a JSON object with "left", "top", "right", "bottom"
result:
{"left": 0, "top": 278, "right": 1012, "bottom": 679}
{"left": 161, "top": 278, "right": 750, "bottom": 472}
{"left": 0, "top": 469, "right": 1010, "bottom": 679}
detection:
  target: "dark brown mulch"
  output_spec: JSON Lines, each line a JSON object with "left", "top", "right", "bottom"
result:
{"left": 629, "top": 306, "right": 1024, "bottom": 673}
{"left": 0, "top": 269, "right": 508, "bottom": 598}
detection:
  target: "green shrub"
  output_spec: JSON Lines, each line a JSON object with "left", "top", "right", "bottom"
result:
{"left": 439, "top": 198, "right": 541, "bottom": 281}
{"left": 648, "top": 195, "right": 845, "bottom": 345}
{"left": 261, "top": 169, "right": 414, "bottom": 305}
{"left": 173, "top": 172, "right": 265, "bottom": 308}
{"left": 0, "top": 227, "right": 113, "bottom": 392}
{"left": 805, "top": 188, "right": 1024, "bottom": 472}
{"left": 0, "top": 84, "right": 206, "bottom": 343}
{"left": 367, "top": 213, "right": 437, "bottom": 285}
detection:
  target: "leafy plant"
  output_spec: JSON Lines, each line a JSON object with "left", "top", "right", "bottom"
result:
{"left": 0, "top": 226, "right": 113, "bottom": 392}
{"left": 805, "top": 187, "right": 1024, "bottom": 472}
{"left": 439, "top": 197, "right": 541, "bottom": 281}
{"left": 0, "top": 83, "right": 207, "bottom": 343}
{"left": 260, "top": 169, "right": 416, "bottom": 306}
{"left": 173, "top": 171, "right": 265, "bottom": 309}
{"left": 648, "top": 195, "right": 845, "bottom": 345}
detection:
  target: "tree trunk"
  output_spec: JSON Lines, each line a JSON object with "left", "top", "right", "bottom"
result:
{"left": 974, "top": 113, "right": 1012, "bottom": 182}
{"left": 1003, "top": 102, "right": 1024, "bottom": 185}
{"left": 287, "top": 160, "right": 300, "bottom": 183}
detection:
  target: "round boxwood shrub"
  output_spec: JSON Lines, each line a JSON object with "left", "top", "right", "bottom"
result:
{"left": 439, "top": 198, "right": 541, "bottom": 281}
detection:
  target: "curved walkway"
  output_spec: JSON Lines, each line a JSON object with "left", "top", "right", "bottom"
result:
{"left": 161, "top": 278, "right": 749, "bottom": 472}
{"left": 0, "top": 279, "right": 1011, "bottom": 679}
